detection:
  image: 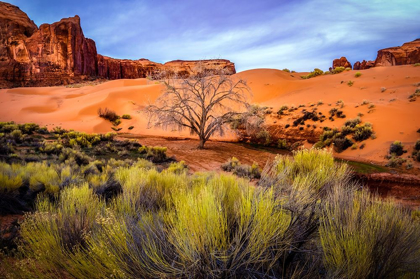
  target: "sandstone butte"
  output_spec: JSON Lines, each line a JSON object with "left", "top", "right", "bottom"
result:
{"left": 333, "top": 39, "right": 420, "bottom": 70}
{"left": 0, "top": 1, "right": 235, "bottom": 88}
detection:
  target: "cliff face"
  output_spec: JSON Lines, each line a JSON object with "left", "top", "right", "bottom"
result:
{"left": 375, "top": 39, "right": 420, "bottom": 67}
{"left": 352, "top": 39, "right": 420, "bottom": 70}
{"left": 0, "top": 1, "right": 235, "bottom": 88}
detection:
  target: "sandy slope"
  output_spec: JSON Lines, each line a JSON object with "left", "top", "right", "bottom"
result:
{"left": 234, "top": 66, "right": 420, "bottom": 165}
{"left": 0, "top": 65, "right": 419, "bottom": 166}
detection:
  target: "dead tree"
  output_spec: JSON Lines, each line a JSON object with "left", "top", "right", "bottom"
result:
{"left": 145, "top": 68, "right": 250, "bottom": 149}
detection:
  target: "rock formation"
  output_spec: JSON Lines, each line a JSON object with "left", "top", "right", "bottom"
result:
{"left": 0, "top": 1, "right": 235, "bottom": 88}
{"left": 353, "top": 60, "right": 375, "bottom": 70}
{"left": 332, "top": 57, "right": 352, "bottom": 69}
{"left": 350, "top": 39, "right": 420, "bottom": 71}
{"left": 375, "top": 39, "right": 420, "bottom": 66}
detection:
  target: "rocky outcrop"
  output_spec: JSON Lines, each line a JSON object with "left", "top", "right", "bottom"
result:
{"left": 0, "top": 1, "right": 235, "bottom": 88}
{"left": 332, "top": 57, "right": 352, "bottom": 69}
{"left": 353, "top": 60, "right": 375, "bottom": 70}
{"left": 375, "top": 39, "right": 420, "bottom": 67}
{"left": 96, "top": 57, "right": 236, "bottom": 80}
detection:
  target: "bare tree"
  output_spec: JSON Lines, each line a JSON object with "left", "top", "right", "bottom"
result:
{"left": 145, "top": 68, "right": 250, "bottom": 149}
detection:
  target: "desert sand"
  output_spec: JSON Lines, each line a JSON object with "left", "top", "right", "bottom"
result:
{"left": 0, "top": 65, "right": 419, "bottom": 166}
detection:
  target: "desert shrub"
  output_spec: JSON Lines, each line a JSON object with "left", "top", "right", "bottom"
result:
{"left": 386, "top": 154, "right": 406, "bottom": 167}
{"left": 344, "top": 117, "right": 361, "bottom": 128}
{"left": 98, "top": 107, "right": 119, "bottom": 122}
{"left": 121, "top": 114, "right": 132, "bottom": 119}
{"left": 278, "top": 139, "right": 289, "bottom": 149}
{"left": 221, "top": 158, "right": 261, "bottom": 179}
{"left": 352, "top": 122, "right": 373, "bottom": 141}
{"left": 355, "top": 72, "right": 362, "bottom": 77}
{"left": 39, "top": 141, "right": 63, "bottom": 155}
{"left": 333, "top": 136, "right": 353, "bottom": 153}
{"left": 282, "top": 68, "right": 290, "bottom": 72}
{"left": 368, "top": 104, "right": 375, "bottom": 109}
{"left": 347, "top": 80, "right": 354, "bottom": 87}
{"left": 52, "top": 126, "right": 68, "bottom": 135}
{"left": 389, "top": 140, "right": 405, "bottom": 156}
{"left": 320, "top": 187, "right": 420, "bottom": 279}
{"left": 301, "top": 68, "right": 324, "bottom": 79}
{"left": 381, "top": 87, "right": 387, "bottom": 92}
{"left": 221, "top": 157, "right": 240, "bottom": 172}
{"left": 256, "top": 129, "right": 271, "bottom": 145}
{"left": 128, "top": 126, "right": 134, "bottom": 130}
{"left": 414, "top": 63, "right": 420, "bottom": 67}
{"left": 112, "top": 118, "right": 122, "bottom": 126}
{"left": 332, "top": 66, "right": 345, "bottom": 74}
{"left": 138, "top": 146, "right": 167, "bottom": 162}
{"left": 408, "top": 89, "right": 420, "bottom": 102}
{"left": 414, "top": 140, "right": 420, "bottom": 151}
{"left": 111, "top": 127, "right": 122, "bottom": 132}
{"left": 277, "top": 105, "right": 289, "bottom": 115}
{"left": 165, "top": 161, "right": 188, "bottom": 174}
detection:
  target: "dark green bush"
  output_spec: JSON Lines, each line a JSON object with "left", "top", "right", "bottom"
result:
{"left": 389, "top": 141, "right": 405, "bottom": 156}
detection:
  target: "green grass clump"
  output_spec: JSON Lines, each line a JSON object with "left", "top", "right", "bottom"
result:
{"left": 347, "top": 80, "right": 354, "bottom": 87}
{"left": 121, "top": 114, "right": 132, "bottom": 119}
{"left": 301, "top": 68, "right": 324, "bottom": 79}
{"left": 222, "top": 157, "right": 261, "bottom": 179}
{"left": 277, "top": 138, "right": 289, "bottom": 150}
{"left": 414, "top": 63, "right": 420, "bottom": 67}
{"left": 332, "top": 66, "right": 345, "bottom": 74}
{"left": 354, "top": 72, "right": 362, "bottom": 77}
{"left": 138, "top": 146, "right": 167, "bottom": 162}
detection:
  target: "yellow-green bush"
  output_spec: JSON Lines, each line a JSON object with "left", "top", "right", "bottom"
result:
{"left": 320, "top": 186, "right": 420, "bottom": 278}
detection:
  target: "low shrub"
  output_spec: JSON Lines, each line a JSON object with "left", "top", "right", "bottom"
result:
{"left": 128, "top": 126, "right": 134, "bottom": 130}
{"left": 352, "top": 123, "right": 373, "bottom": 141}
{"left": 347, "top": 80, "right": 354, "bottom": 87}
{"left": 389, "top": 140, "right": 405, "bottom": 156}
{"left": 282, "top": 68, "right": 290, "bottom": 72}
{"left": 301, "top": 68, "right": 324, "bottom": 79}
{"left": 414, "top": 63, "right": 420, "bottom": 67}
{"left": 98, "top": 107, "right": 119, "bottom": 122}
{"left": 278, "top": 139, "right": 289, "bottom": 150}
{"left": 333, "top": 136, "right": 353, "bottom": 153}
{"left": 221, "top": 157, "right": 240, "bottom": 172}
{"left": 355, "top": 72, "right": 362, "bottom": 77}
{"left": 386, "top": 154, "right": 406, "bottom": 167}
{"left": 138, "top": 146, "right": 167, "bottom": 162}
{"left": 121, "top": 114, "right": 132, "bottom": 119}
{"left": 381, "top": 87, "right": 387, "bottom": 92}
{"left": 332, "top": 66, "right": 345, "bottom": 74}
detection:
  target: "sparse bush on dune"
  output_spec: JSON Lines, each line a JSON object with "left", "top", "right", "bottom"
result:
{"left": 98, "top": 107, "right": 120, "bottom": 122}
{"left": 301, "top": 68, "right": 324, "bottom": 79}
{"left": 389, "top": 140, "right": 405, "bottom": 156}
{"left": 121, "top": 114, "right": 131, "bottom": 119}
{"left": 355, "top": 72, "right": 362, "bottom": 77}
{"left": 332, "top": 66, "right": 345, "bottom": 74}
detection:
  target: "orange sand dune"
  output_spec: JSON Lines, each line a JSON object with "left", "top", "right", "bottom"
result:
{"left": 234, "top": 66, "right": 420, "bottom": 165}
{"left": 0, "top": 65, "right": 419, "bottom": 166}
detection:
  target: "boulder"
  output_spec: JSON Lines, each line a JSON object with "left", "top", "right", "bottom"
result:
{"left": 332, "top": 57, "right": 352, "bottom": 69}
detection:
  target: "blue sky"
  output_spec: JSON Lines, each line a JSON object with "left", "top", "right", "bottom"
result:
{"left": 7, "top": 0, "right": 420, "bottom": 72}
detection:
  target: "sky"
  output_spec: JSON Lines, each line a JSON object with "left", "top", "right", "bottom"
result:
{"left": 6, "top": 0, "right": 420, "bottom": 72}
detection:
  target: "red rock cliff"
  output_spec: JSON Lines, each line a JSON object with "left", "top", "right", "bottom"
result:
{"left": 375, "top": 39, "right": 420, "bottom": 67}
{"left": 0, "top": 1, "right": 236, "bottom": 88}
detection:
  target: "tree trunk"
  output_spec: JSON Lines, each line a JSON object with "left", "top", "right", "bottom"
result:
{"left": 198, "top": 137, "right": 206, "bottom": 149}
